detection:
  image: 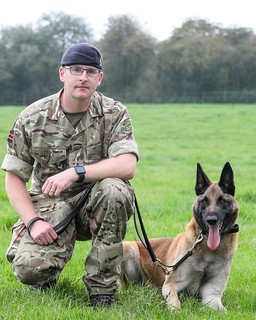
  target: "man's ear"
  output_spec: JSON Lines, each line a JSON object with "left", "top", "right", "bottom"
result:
{"left": 59, "top": 67, "right": 65, "bottom": 83}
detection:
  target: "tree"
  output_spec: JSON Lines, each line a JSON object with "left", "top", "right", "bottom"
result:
{"left": 157, "top": 19, "right": 256, "bottom": 102}
{"left": 0, "top": 12, "right": 94, "bottom": 105}
{"left": 97, "top": 15, "right": 157, "bottom": 102}
{"left": 1, "top": 16, "right": 256, "bottom": 104}
{"left": 0, "top": 25, "right": 39, "bottom": 104}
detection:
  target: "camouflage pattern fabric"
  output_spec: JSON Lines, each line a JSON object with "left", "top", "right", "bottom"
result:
{"left": 6, "top": 178, "right": 134, "bottom": 294}
{"left": 1, "top": 89, "right": 138, "bottom": 294}
{"left": 6, "top": 195, "right": 76, "bottom": 285}
{"left": 78, "top": 178, "right": 135, "bottom": 295}
{"left": 1, "top": 89, "right": 138, "bottom": 196}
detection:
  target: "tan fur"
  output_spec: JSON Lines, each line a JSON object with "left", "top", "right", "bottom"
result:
{"left": 121, "top": 163, "right": 239, "bottom": 312}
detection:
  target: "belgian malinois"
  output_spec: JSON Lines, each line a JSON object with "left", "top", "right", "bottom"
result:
{"left": 121, "top": 163, "right": 239, "bottom": 311}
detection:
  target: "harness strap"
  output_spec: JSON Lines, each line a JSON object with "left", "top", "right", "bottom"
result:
{"left": 54, "top": 182, "right": 95, "bottom": 235}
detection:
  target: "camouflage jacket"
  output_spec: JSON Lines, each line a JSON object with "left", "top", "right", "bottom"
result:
{"left": 1, "top": 89, "right": 139, "bottom": 197}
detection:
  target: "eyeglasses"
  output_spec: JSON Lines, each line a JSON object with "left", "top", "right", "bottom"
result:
{"left": 65, "top": 66, "right": 101, "bottom": 78}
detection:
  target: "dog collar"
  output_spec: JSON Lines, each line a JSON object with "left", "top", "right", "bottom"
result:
{"left": 222, "top": 223, "right": 239, "bottom": 234}
{"left": 201, "top": 223, "right": 239, "bottom": 236}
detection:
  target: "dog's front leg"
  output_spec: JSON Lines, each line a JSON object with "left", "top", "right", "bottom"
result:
{"left": 200, "top": 282, "right": 227, "bottom": 311}
{"left": 162, "top": 280, "right": 181, "bottom": 311}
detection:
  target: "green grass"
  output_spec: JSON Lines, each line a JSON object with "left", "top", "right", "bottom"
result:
{"left": 0, "top": 104, "right": 256, "bottom": 319}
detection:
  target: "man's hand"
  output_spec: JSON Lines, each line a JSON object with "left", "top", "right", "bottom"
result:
{"left": 42, "top": 168, "right": 77, "bottom": 198}
{"left": 29, "top": 219, "right": 59, "bottom": 245}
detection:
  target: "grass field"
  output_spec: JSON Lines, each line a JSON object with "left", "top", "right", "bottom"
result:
{"left": 0, "top": 104, "right": 256, "bottom": 319}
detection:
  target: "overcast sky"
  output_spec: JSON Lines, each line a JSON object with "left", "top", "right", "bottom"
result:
{"left": 1, "top": 0, "right": 255, "bottom": 40}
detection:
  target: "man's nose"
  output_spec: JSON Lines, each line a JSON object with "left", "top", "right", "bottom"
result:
{"left": 79, "top": 70, "right": 89, "bottom": 80}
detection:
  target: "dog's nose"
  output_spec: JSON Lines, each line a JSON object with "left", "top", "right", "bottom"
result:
{"left": 206, "top": 216, "right": 218, "bottom": 225}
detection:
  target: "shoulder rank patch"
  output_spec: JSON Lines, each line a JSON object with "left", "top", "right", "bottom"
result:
{"left": 7, "top": 130, "right": 14, "bottom": 144}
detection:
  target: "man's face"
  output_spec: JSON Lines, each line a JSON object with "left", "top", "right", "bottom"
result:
{"left": 59, "top": 65, "right": 103, "bottom": 101}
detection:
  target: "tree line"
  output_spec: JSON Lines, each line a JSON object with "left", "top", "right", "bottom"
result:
{"left": 1, "top": 12, "right": 256, "bottom": 105}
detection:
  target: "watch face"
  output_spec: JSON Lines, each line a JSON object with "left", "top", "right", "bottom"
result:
{"left": 76, "top": 166, "right": 85, "bottom": 174}
{"left": 75, "top": 166, "right": 85, "bottom": 183}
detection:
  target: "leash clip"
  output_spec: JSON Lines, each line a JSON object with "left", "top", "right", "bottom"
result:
{"left": 190, "top": 232, "right": 204, "bottom": 251}
{"left": 154, "top": 259, "right": 173, "bottom": 275}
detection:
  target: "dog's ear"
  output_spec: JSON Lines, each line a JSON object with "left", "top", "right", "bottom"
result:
{"left": 195, "top": 163, "right": 211, "bottom": 195}
{"left": 218, "top": 162, "right": 235, "bottom": 196}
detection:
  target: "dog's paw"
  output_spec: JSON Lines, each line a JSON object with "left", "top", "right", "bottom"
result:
{"left": 164, "top": 293, "right": 181, "bottom": 311}
{"left": 202, "top": 298, "right": 227, "bottom": 312}
{"left": 168, "top": 304, "right": 181, "bottom": 312}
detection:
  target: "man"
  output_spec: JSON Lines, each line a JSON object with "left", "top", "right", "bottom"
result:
{"left": 1, "top": 43, "right": 139, "bottom": 308}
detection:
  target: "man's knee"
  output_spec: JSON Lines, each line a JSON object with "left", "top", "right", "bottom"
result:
{"left": 12, "top": 258, "right": 59, "bottom": 285}
{"left": 11, "top": 237, "right": 72, "bottom": 285}
{"left": 87, "top": 179, "right": 134, "bottom": 239}
{"left": 95, "top": 178, "right": 134, "bottom": 208}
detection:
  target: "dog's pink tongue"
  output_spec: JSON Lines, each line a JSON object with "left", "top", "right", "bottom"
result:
{"left": 207, "top": 225, "right": 220, "bottom": 250}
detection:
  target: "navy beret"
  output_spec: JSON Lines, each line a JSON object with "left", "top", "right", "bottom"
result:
{"left": 61, "top": 43, "right": 103, "bottom": 69}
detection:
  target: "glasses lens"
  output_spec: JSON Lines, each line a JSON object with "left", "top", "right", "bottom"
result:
{"left": 70, "top": 66, "right": 83, "bottom": 75}
{"left": 87, "top": 68, "right": 100, "bottom": 78}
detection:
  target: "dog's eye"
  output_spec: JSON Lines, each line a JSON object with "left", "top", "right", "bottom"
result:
{"left": 200, "top": 196, "right": 209, "bottom": 207}
{"left": 218, "top": 196, "right": 228, "bottom": 207}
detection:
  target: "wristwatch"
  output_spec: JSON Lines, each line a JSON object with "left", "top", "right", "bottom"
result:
{"left": 74, "top": 165, "right": 86, "bottom": 183}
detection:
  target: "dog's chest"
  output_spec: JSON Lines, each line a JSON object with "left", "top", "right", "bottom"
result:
{"left": 189, "top": 243, "right": 230, "bottom": 272}
{"left": 174, "top": 259, "right": 216, "bottom": 294}
{"left": 173, "top": 245, "right": 231, "bottom": 294}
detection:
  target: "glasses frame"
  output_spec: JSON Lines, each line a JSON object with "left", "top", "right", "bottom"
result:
{"left": 64, "top": 66, "right": 101, "bottom": 78}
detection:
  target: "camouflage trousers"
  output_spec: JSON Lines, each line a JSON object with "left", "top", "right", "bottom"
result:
{"left": 6, "top": 178, "right": 135, "bottom": 295}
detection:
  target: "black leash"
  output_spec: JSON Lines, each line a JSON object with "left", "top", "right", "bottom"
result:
{"left": 133, "top": 195, "right": 158, "bottom": 262}
{"left": 133, "top": 194, "right": 199, "bottom": 274}
{"left": 53, "top": 182, "right": 239, "bottom": 274}
{"left": 133, "top": 194, "right": 239, "bottom": 275}
{"left": 53, "top": 182, "right": 95, "bottom": 235}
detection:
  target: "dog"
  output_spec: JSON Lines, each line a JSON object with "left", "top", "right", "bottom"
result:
{"left": 121, "top": 162, "right": 239, "bottom": 311}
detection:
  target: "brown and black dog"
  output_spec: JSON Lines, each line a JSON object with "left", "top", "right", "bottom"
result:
{"left": 121, "top": 163, "right": 239, "bottom": 311}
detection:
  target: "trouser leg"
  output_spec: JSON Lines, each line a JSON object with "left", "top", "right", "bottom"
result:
{"left": 6, "top": 197, "right": 76, "bottom": 286}
{"left": 78, "top": 178, "right": 135, "bottom": 295}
